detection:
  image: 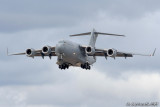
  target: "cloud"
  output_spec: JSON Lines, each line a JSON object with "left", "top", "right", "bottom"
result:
{"left": 1, "top": 0, "right": 160, "bottom": 32}
{"left": 0, "top": 0, "right": 160, "bottom": 107}
{"left": 0, "top": 86, "right": 26, "bottom": 107}
{"left": 0, "top": 69, "right": 160, "bottom": 107}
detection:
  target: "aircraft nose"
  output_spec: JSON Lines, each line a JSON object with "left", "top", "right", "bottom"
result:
{"left": 56, "top": 43, "right": 64, "bottom": 54}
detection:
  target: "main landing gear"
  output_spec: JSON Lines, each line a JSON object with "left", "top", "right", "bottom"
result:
{"left": 81, "top": 63, "right": 91, "bottom": 70}
{"left": 59, "top": 63, "right": 69, "bottom": 70}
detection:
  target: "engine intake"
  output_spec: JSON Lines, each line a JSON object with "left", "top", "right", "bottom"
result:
{"left": 26, "top": 48, "right": 36, "bottom": 57}
{"left": 42, "top": 46, "right": 52, "bottom": 55}
{"left": 85, "top": 46, "right": 95, "bottom": 55}
{"left": 107, "top": 49, "right": 117, "bottom": 57}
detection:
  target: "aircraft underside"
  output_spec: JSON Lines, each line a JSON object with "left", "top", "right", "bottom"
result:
{"left": 56, "top": 51, "right": 93, "bottom": 70}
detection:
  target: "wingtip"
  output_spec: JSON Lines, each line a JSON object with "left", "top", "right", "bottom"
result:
{"left": 7, "top": 48, "right": 9, "bottom": 56}
{"left": 6, "top": 47, "right": 12, "bottom": 56}
{"left": 152, "top": 48, "right": 156, "bottom": 56}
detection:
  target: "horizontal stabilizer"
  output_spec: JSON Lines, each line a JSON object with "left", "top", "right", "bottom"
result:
{"left": 70, "top": 32, "right": 91, "bottom": 37}
{"left": 70, "top": 29, "right": 125, "bottom": 47}
{"left": 95, "top": 32, "right": 125, "bottom": 37}
{"left": 70, "top": 32, "right": 125, "bottom": 37}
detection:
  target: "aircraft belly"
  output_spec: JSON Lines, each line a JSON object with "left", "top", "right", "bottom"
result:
{"left": 56, "top": 42, "right": 96, "bottom": 67}
{"left": 62, "top": 44, "right": 84, "bottom": 66}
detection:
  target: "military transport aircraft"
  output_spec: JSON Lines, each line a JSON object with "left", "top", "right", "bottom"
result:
{"left": 8, "top": 29, "right": 156, "bottom": 70}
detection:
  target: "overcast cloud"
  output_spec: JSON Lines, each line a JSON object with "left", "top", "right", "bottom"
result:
{"left": 0, "top": 0, "right": 160, "bottom": 107}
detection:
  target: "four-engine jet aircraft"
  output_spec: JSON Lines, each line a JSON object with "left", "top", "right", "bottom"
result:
{"left": 8, "top": 29, "right": 156, "bottom": 70}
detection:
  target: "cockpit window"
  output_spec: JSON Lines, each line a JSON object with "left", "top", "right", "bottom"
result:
{"left": 59, "top": 40, "right": 67, "bottom": 44}
{"left": 59, "top": 41, "right": 64, "bottom": 43}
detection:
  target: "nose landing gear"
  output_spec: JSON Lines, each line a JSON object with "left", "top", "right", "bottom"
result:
{"left": 58, "top": 63, "right": 91, "bottom": 70}
{"left": 81, "top": 63, "right": 91, "bottom": 70}
{"left": 59, "top": 63, "right": 69, "bottom": 70}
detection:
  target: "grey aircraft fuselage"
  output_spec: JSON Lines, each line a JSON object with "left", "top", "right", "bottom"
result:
{"left": 55, "top": 40, "right": 96, "bottom": 67}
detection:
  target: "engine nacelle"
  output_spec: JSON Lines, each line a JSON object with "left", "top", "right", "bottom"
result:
{"left": 26, "top": 48, "right": 36, "bottom": 57}
{"left": 42, "top": 45, "right": 52, "bottom": 55}
{"left": 107, "top": 49, "right": 117, "bottom": 57}
{"left": 85, "top": 46, "right": 95, "bottom": 55}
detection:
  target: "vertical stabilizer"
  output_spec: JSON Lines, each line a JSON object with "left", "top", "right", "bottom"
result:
{"left": 89, "top": 29, "right": 98, "bottom": 47}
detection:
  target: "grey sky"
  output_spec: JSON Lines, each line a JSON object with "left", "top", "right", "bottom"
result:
{"left": 0, "top": 0, "right": 160, "bottom": 107}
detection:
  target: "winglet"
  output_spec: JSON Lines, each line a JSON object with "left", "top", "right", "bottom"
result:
{"left": 7, "top": 48, "right": 12, "bottom": 56}
{"left": 7, "top": 48, "right": 9, "bottom": 56}
{"left": 151, "top": 48, "right": 156, "bottom": 56}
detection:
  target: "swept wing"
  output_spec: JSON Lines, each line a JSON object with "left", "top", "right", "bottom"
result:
{"left": 7, "top": 47, "right": 56, "bottom": 58}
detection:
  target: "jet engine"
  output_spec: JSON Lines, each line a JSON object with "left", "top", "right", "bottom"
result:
{"left": 42, "top": 46, "right": 52, "bottom": 55}
{"left": 26, "top": 48, "right": 36, "bottom": 57}
{"left": 107, "top": 49, "right": 117, "bottom": 57}
{"left": 85, "top": 46, "right": 95, "bottom": 55}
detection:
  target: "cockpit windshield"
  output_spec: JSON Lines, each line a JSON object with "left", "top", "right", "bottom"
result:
{"left": 59, "top": 40, "right": 68, "bottom": 44}
{"left": 59, "top": 41, "right": 64, "bottom": 43}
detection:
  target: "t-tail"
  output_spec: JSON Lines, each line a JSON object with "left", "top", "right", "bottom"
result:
{"left": 89, "top": 29, "right": 98, "bottom": 47}
{"left": 70, "top": 29, "right": 125, "bottom": 47}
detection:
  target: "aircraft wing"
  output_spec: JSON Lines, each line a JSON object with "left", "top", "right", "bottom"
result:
{"left": 93, "top": 49, "right": 132, "bottom": 57}
{"left": 7, "top": 47, "right": 56, "bottom": 58}
{"left": 93, "top": 48, "right": 156, "bottom": 57}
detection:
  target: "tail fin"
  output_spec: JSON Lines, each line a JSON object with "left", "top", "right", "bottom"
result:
{"left": 89, "top": 29, "right": 98, "bottom": 47}
{"left": 70, "top": 29, "right": 125, "bottom": 47}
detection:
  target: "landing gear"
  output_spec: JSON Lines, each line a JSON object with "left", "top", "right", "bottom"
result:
{"left": 81, "top": 63, "right": 91, "bottom": 70}
{"left": 59, "top": 63, "right": 69, "bottom": 70}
